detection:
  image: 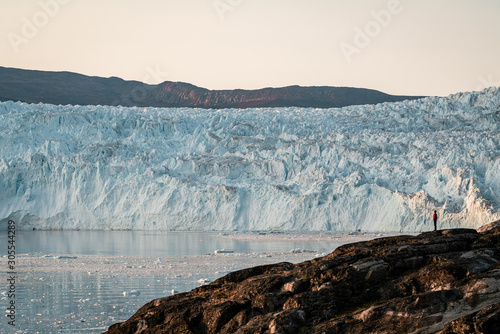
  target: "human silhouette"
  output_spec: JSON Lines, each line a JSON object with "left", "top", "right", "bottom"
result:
{"left": 433, "top": 210, "right": 438, "bottom": 231}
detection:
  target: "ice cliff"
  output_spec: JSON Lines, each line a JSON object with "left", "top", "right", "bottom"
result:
{"left": 0, "top": 88, "right": 499, "bottom": 231}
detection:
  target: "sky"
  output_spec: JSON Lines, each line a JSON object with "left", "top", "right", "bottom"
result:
{"left": 1, "top": 0, "right": 500, "bottom": 97}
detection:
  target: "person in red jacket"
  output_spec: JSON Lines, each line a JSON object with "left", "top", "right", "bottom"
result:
{"left": 433, "top": 210, "right": 438, "bottom": 231}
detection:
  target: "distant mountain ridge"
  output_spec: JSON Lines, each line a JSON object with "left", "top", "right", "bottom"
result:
{"left": 0, "top": 66, "right": 422, "bottom": 108}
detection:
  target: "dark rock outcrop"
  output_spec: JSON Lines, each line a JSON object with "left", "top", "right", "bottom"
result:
{"left": 0, "top": 66, "right": 422, "bottom": 108}
{"left": 105, "top": 224, "right": 500, "bottom": 333}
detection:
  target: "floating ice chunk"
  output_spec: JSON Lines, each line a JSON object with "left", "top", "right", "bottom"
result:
{"left": 123, "top": 290, "right": 140, "bottom": 297}
{"left": 75, "top": 298, "right": 90, "bottom": 303}
{"left": 214, "top": 249, "right": 234, "bottom": 254}
{"left": 290, "top": 248, "right": 316, "bottom": 253}
{"left": 197, "top": 278, "right": 211, "bottom": 284}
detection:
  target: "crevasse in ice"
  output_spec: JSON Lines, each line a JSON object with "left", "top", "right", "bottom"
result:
{"left": 0, "top": 87, "right": 498, "bottom": 231}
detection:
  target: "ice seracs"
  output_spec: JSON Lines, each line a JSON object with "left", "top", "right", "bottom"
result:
{"left": 0, "top": 87, "right": 499, "bottom": 232}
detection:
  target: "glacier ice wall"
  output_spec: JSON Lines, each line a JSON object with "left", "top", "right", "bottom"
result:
{"left": 0, "top": 88, "right": 499, "bottom": 231}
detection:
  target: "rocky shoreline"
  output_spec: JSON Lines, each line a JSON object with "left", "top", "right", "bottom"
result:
{"left": 105, "top": 222, "right": 500, "bottom": 333}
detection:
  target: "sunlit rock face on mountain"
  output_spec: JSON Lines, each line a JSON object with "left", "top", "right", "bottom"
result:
{"left": 0, "top": 66, "right": 420, "bottom": 109}
{"left": 0, "top": 87, "right": 498, "bottom": 231}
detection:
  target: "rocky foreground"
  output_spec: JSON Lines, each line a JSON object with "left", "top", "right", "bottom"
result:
{"left": 105, "top": 223, "right": 500, "bottom": 334}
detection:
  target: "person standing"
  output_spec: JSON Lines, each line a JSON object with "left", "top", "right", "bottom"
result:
{"left": 433, "top": 210, "right": 438, "bottom": 231}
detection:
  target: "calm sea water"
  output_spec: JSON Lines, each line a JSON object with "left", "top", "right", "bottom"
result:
{"left": 0, "top": 230, "right": 337, "bottom": 256}
{"left": 0, "top": 231, "right": 342, "bottom": 334}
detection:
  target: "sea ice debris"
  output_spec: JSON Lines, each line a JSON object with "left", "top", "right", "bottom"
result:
{"left": 214, "top": 249, "right": 234, "bottom": 254}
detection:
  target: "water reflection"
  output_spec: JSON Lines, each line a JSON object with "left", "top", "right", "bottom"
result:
{"left": 14, "top": 271, "right": 190, "bottom": 334}
{"left": 0, "top": 230, "right": 337, "bottom": 256}
{"left": 0, "top": 230, "right": 341, "bottom": 333}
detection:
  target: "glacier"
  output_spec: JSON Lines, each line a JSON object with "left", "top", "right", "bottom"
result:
{"left": 0, "top": 87, "right": 499, "bottom": 232}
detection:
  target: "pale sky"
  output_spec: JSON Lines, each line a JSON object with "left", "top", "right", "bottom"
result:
{"left": 1, "top": 0, "right": 500, "bottom": 96}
